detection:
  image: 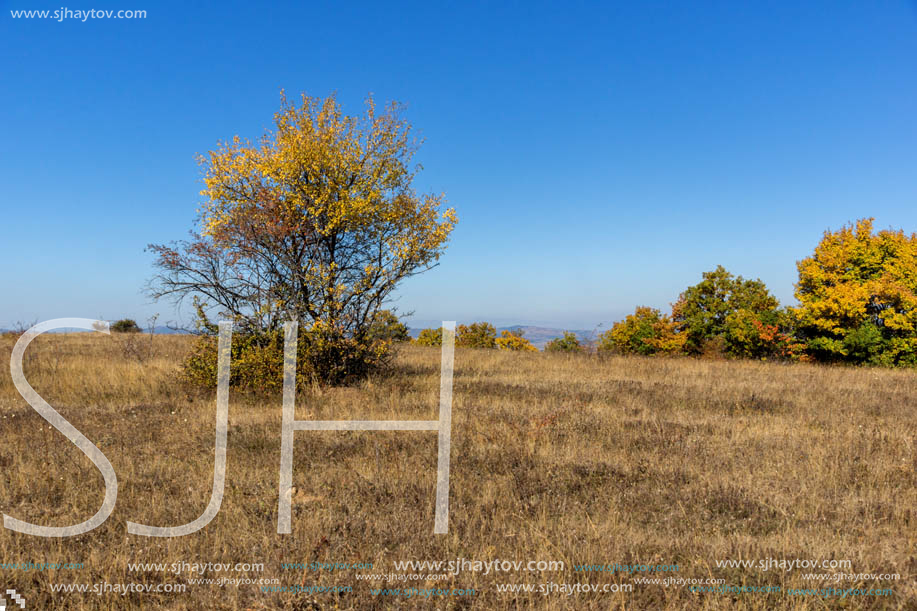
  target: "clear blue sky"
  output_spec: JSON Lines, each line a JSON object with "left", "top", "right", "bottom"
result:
{"left": 2, "top": 1, "right": 916, "bottom": 330}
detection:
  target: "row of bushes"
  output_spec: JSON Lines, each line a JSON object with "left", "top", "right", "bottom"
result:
{"left": 596, "top": 269, "right": 805, "bottom": 361}
{"left": 600, "top": 218, "right": 917, "bottom": 366}
{"left": 415, "top": 323, "right": 588, "bottom": 353}
{"left": 179, "top": 217, "right": 917, "bottom": 392}
{"left": 415, "top": 323, "right": 539, "bottom": 352}
{"left": 181, "top": 311, "right": 556, "bottom": 392}
{"left": 414, "top": 219, "right": 917, "bottom": 367}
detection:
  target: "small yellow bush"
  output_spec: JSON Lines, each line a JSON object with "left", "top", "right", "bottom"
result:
{"left": 414, "top": 328, "right": 443, "bottom": 346}
{"left": 495, "top": 330, "right": 537, "bottom": 352}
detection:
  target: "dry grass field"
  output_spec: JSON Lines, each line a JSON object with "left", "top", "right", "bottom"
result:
{"left": 0, "top": 332, "right": 914, "bottom": 610}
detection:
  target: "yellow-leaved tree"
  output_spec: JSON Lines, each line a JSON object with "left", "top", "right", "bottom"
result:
{"left": 794, "top": 218, "right": 917, "bottom": 365}
{"left": 148, "top": 92, "right": 457, "bottom": 385}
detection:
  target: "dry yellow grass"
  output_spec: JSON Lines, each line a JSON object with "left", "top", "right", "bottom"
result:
{"left": 0, "top": 333, "right": 914, "bottom": 609}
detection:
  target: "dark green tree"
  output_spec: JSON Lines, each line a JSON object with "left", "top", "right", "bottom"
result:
{"left": 672, "top": 265, "right": 779, "bottom": 354}
{"left": 111, "top": 319, "right": 142, "bottom": 333}
{"left": 545, "top": 331, "right": 583, "bottom": 353}
{"left": 367, "top": 310, "right": 410, "bottom": 343}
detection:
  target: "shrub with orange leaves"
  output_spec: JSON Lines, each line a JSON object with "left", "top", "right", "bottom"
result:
{"left": 724, "top": 308, "right": 808, "bottom": 361}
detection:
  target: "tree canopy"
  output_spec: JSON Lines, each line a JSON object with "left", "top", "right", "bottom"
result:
{"left": 672, "top": 265, "right": 779, "bottom": 354}
{"left": 111, "top": 319, "right": 142, "bottom": 333}
{"left": 544, "top": 331, "right": 583, "bottom": 353}
{"left": 793, "top": 218, "right": 917, "bottom": 365}
{"left": 148, "top": 92, "right": 457, "bottom": 340}
{"left": 367, "top": 310, "right": 410, "bottom": 343}
{"left": 149, "top": 93, "right": 456, "bottom": 384}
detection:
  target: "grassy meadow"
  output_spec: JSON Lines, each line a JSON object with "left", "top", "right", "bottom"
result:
{"left": 0, "top": 332, "right": 914, "bottom": 609}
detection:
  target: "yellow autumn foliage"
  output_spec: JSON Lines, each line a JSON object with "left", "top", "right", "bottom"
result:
{"left": 150, "top": 92, "right": 457, "bottom": 384}
{"left": 794, "top": 218, "right": 917, "bottom": 365}
{"left": 598, "top": 306, "right": 685, "bottom": 356}
{"left": 495, "top": 329, "right": 537, "bottom": 352}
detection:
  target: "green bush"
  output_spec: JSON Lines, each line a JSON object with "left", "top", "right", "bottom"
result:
{"left": 111, "top": 319, "right": 142, "bottom": 333}
{"left": 842, "top": 322, "right": 889, "bottom": 366}
{"left": 544, "top": 331, "right": 583, "bottom": 353}
{"left": 809, "top": 321, "right": 917, "bottom": 367}
{"left": 367, "top": 310, "right": 410, "bottom": 343}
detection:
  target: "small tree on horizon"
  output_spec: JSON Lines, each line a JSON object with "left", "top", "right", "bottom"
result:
{"left": 544, "top": 331, "right": 583, "bottom": 353}
{"left": 111, "top": 319, "right": 142, "bottom": 333}
{"left": 367, "top": 310, "right": 410, "bottom": 343}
